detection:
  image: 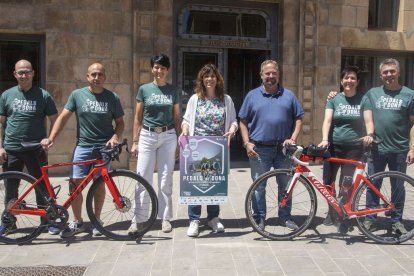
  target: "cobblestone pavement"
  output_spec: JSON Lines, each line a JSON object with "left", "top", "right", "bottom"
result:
{"left": 1, "top": 163, "right": 414, "bottom": 275}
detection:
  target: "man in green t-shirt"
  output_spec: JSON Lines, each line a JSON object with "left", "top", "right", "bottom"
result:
{"left": 361, "top": 58, "right": 414, "bottom": 234}
{"left": 0, "top": 59, "right": 58, "bottom": 234}
{"left": 43, "top": 63, "right": 124, "bottom": 237}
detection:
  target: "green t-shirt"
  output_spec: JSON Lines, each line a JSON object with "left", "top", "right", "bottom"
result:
{"left": 361, "top": 85, "right": 414, "bottom": 153}
{"left": 0, "top": 86, "right": 57, "bottom": 151}
{"left": 65, "top": 87, "right": 124, "bottom": 147}
{"left": 136, "top": 83, "right": 179, "bottom": 127}
{"left": 326, "top": 92, "right": 365, "bottom": 146}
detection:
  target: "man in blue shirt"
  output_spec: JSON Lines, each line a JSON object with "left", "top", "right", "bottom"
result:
{"left": 239, "top": 59, "right": 304, "bottom": 231}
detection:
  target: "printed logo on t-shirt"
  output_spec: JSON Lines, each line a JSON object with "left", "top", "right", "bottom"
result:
{"left": 82, "top": 99, "right": 108, "bottom": 113}
{"left": 375, "top": 96, "right": 403, "bottom": 110}
{"left": 335, "top": 103, "right": 360, "bottom": 117}
{"left": 12, "top": 98, "right": 36, "bottom": 113}
{"left": 147, "top": 94, "right": 173, "bottom": 105}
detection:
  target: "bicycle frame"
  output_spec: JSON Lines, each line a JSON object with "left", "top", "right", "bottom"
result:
{"left": 281, "top": 155, "right": 395, "bottom": 219}
{"left": 7, "top": 158, "right": 124, "bottom": 217}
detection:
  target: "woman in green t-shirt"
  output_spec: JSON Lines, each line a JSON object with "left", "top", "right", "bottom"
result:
{"left": 129, "top": 54, "right": 182, "bottom": 234}
{"left": 318, "top": 66, "right": 374, "bottom": 227}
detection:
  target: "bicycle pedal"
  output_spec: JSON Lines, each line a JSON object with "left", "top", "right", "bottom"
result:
{"left": 53, "top": 185, "right": 61, "bottom": 197}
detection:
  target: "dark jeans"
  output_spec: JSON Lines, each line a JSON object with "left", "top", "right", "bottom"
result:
{"left": 188, "top": 205, "right": 220, "bottom": 221}
{"left": 366, "top": 151, "right": 407, "bottom": 223}
{"left": 249, "top": 145, "right": 292, "bottom": 221}
{"left": 2, "top": 148, "right": 48, "bottom": 207}
{"left": 323, "top": 144, "right": 363, "bottom": 193}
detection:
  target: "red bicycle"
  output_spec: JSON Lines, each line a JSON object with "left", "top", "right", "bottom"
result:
{"left": 245, "top": 142, "right": 414, "bottom": 244}
{"left": 0, "top": 139, "right": 158, "bottom": 244}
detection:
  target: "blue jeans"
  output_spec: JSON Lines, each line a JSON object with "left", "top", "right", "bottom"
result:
{"left": 249, "top": 145, "right": 292, "bottom": 221}
{"left": 70, "top": 145, "right": 111, "bottom": 179}
{"left": 366, "top": 151, "right": 407, "bottom": 223}
{"left": 188, "top": 205, "right": 219, "bottom": 221}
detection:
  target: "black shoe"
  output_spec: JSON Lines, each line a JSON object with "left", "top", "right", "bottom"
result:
{"left": 337, "top": 222, "right": 348, "bottom": 235}
{"left": 323, "top": 213, "right": 334, "bottom": 226}
{"left": 255, "top": 218, "right": 265, "bottom": 231}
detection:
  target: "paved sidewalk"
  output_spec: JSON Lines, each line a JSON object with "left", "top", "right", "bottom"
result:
{"left": 1, "top": 163, "right": 414, "bottom": 275}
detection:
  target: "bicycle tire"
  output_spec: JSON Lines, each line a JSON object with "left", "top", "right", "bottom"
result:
{"left": 353, "top": 171, "right": 414, "bottom": 244}
{"left": 245, "top": 169, "right": 317, "bottom": 240}
{"left": 0, "top": 172, "right": 46, "bottom": 244}
{"left": 86, "top": 169, "right": 158, "bottom": 240}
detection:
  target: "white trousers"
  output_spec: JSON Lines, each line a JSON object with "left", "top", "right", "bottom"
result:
{"left": 134, "top": 128, "right": 176, "bottom": 222}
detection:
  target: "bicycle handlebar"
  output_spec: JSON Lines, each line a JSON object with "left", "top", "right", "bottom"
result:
{"left": 20, "top": 139, "right": 129, "bottom": 168}
{"left": 285, "top": 145, "right": 310, "bottom": 166}
{"left": 96, "top": 139, "right": 129, "bottom": 167}
{"left": 283, "top": 137, "right": 384, "bottom": 167}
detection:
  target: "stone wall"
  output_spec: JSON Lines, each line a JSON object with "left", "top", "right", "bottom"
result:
{"left": 285, "top": 0, "right": 414, "bottom": 145}
{"left": 0, "top": 0, "right": 134, "bottom": 173}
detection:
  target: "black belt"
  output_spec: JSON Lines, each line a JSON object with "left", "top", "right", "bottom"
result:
{"left": 142, "top": 124, "right": 174, "bottom": 134}
{"left": 250, "top": 139, "right": 284, "bottom": 147}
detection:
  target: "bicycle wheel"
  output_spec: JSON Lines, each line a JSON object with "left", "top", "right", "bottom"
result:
{"left": 86, "top": 169, "right": 158, "bottom": 240}
{"left": 353, "top": 171, "right": 414, "bottom": 244}
{"left": 245, "top": 169, "right": 317, "bottom": 240}
{"left": 0, "top": 172, "right": 46, "bottom": 244}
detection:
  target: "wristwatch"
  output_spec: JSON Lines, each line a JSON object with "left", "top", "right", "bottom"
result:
{"left": 243, "top": 141, "right": 250, "bottom": 148}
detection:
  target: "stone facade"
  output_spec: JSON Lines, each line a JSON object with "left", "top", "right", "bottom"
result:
{"left": 1, "top": 0, "right": 414, "bottom": 173}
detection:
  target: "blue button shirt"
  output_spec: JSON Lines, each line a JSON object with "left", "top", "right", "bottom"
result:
{"left": 239, "top": 85, "right": 304, "bottom": 142}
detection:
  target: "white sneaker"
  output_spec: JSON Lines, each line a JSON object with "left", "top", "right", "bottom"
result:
{"left": 92, "top": 219, "right": 104, "bottom": 236}
{"left": 208, "top": 217, "right": 224, "bottom": 233}
{"left": 60, "top": 221, "right": 85, "bottom": 238}
{"left": 162, "top": 220, "right": 172, "bottom": 233}
{"left": 127, "top": 222, "right": 144, "bottom": 235}
{"left": 187, "top": 220, "right": 199, "bottom": 237}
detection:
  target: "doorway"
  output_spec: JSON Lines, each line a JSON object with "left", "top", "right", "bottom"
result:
{"left": 178, "top": 48, "right": 269, "bottom": 160}
{"left": 227, "top": 49, "right": 269, "bottom": 160}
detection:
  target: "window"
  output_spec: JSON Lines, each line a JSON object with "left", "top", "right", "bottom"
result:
{"left": 368, "top": 0, "right": 400, "bottom": 30}
{"left": 179, "top": 5, "right": 269, "bottom": 40}
{"left": 341, "top": 50, "right": 413, "bottom": 93}
{"left": 0, "top": 34, "right": 45, "bottom": 93}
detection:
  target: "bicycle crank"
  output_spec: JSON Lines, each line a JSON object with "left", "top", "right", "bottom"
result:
{"left": 46, "top": 205, "right": 69, "bottom": 227}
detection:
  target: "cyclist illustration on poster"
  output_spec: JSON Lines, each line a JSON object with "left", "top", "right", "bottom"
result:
{"left": 179, "top": 136, "right": 228, "bottom": 205}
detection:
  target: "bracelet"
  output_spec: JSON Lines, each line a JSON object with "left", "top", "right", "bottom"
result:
{"left": 243, "top": 141, "right": 250, "bottom": 148}
{"left": 322, "top": 139, "right": 328, "bottom": 142}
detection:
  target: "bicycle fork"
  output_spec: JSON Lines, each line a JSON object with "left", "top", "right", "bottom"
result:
{"left": 100, "top": 170, "right": 127, "bottom": 210}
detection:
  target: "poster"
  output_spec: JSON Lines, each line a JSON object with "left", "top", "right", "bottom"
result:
{"left": 179, "top": 136, "right": 228, "bottom": 205}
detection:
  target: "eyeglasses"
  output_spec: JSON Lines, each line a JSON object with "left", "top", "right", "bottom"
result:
{"left": 15, "top": 70, "right": 33, "bottom": 76}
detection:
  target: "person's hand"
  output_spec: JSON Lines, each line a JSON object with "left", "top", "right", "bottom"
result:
{"left": 317, "top": 140, "right": 329, "bottom": 148}
{"left": 223, "top": 130, "right": 236, "bottom": 138}
{"left": 224, "top": 131, "right": 236, "bottom": 146}
{"left": 245, "top": 142, "right": 257, "bottom": 158}
{"left": 327, "top": 91, "right": 338, "bottom": 101}
{"left": 106, "top": 137, "right": 119, "bottom": 148}
{"left": 406, "top": 149, "right": 414, "bottom": 165}
{"left": 0, "top": 148, "right": 7, "bottom": 163}
{"left": 131, "top": 143, "right": 138, "bottom": 158}
{"left": 40, "top": 138, "right": 53, "bottom": 150}
{"left": 361, "top": 135, "right": 374, "bottom": 147}
{"left": 283, "top": 138, "right": 296, "bottom": 146}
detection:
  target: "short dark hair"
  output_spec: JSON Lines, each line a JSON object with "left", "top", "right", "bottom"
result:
{"left": 340, "top": 65, "right": 360, "bottom": 81}
{"left": 150, "top": 54, "right": 170, "bottom": 69}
